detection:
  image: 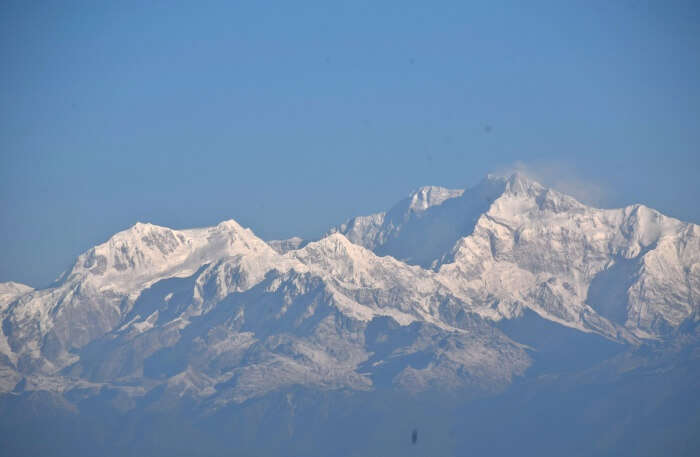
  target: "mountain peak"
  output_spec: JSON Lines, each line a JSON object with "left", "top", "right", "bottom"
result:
{"left": 0, "top": 281, "right": 34, "bottom": 306}
{"left": 214, "top": 219, "right": 245, "bottom": 232}
{"left": 406, "top": 186, "right": 464, "bottom": 213}
{"left": 292, "top": 233, "right": 376, "bottom": 269}
{"left": 61, "top": 218, "right": 272, "bottom": 291}
{"left": 482, "top": 172, "right": 545, "bottom": 196}
{"left": 2, "top": 171, "right": 700, "bottom": 452}
{"left": 131, "top": 221, "right": 156, "bottom": 229}
{"left": 308, "top": 232, "right": 358, "bottom": 252}
{"left": 110, "top": 221, "right": 174, "bottom": 243}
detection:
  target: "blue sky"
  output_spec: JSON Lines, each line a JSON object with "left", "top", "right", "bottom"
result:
{"left": 1, "top": 1, "right": 699, "bottom": 287}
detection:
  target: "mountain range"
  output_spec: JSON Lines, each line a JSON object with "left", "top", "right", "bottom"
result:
{"left": 1, "top": 173, "right": 699, "bottom": 457}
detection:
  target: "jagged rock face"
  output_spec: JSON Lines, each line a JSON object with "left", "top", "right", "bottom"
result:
{"left": 0, "top": 173, "right": 698, "bottom": 411}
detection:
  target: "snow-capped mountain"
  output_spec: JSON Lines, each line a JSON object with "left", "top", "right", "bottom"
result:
{"left": 332, "top": 173, "right": 700, "bottom": 339}
{"left": 0, "top": 173, "right": 698, "bottom": 410}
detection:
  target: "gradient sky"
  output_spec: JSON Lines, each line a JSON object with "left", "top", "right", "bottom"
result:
{"left": 2, "top": 1, "right": 699, "bottom": 287}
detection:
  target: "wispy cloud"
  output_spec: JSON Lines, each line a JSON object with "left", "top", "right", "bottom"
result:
{"left": 494, "top": 160, "right": 611, "bottom": 208}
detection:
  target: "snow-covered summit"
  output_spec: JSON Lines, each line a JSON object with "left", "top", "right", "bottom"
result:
{"left": 328, "top": 173, "right": 699, "bottom": 338}
{"left": 404, "top": 185, "right": 465, "bottom": 214}
{"left": 497, "top": 171, "right": 543, "bottom": 195}
{"left": 63, "top": 219, "right": 273, "bottom": 293}
{"left": 327, "top": 174, "right": 528, "bottom": 267}
{"left": 0, "top": 281, "right": 33, "bottom": 307}
{"left": 0, "top": 172, "right": 697, "bottom": 408}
